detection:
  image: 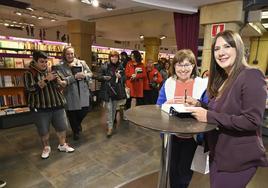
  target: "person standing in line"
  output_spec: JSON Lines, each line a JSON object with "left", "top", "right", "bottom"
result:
{"left": 56, "top": 46, "right": 93, "bottom": 140}
{"left": 157, "top": 49, "right": 208, "bottom": 188}
{"left": 24, "top": 51, "right": 74, "bottom": 159}
{"left": 189, "top": 30, "right": 268, "bottom": 188}
{"left": 120, "top": 51, "right": 131, "bottom": 69}
{"left": 143, "top": 59, "right": 163, "bottom": 104}
{"left": 160, "top": 59, "right": 171, "bottom": 81}
{"left": 125, "top": 50, "right": 146, "bottom": 108}
{"left": 97, "top": 51, "right": 126, "bottom": 137}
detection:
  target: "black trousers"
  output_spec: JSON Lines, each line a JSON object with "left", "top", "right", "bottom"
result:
{"left": 169, "top": 136, "right": 197, "bottom": 188}
{"left": 125, "top": 97, "right": 144, "bottom": 109}
{"left": 144, "top": 89, "right": 159, "bottom": 105}
{"left": 66, "top": 107, "right": 89, "bottom": 134}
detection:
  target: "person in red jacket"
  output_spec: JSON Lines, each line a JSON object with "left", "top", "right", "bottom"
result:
{"left": 143, "top": 59, "right": 163, "bottom": 104}
{"left": 125, "top": 50, "right": 146, "bottom": 107}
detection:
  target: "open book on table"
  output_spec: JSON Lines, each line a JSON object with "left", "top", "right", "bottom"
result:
{"left": 161, "top": 104, "right": 193, "bottom": 117}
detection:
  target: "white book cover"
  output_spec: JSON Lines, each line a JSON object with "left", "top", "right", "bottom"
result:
{"left": 161, "top": 104, "right": 193, "bottom": 114}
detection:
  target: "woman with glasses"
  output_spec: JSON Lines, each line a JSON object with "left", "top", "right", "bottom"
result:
{"left": 157, "top": 49, "right": 208, "bottom": 188}
{"left": 190, "top": 30, "right": 268, "bottom": 188}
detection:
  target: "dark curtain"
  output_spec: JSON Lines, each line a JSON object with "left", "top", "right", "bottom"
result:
{"left": 173, "top": 12, "right": 200, "bottom": 57}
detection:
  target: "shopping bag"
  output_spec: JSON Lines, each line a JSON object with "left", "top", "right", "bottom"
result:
{"left": 190, "top": 145, "right": 209, "bottom": 174}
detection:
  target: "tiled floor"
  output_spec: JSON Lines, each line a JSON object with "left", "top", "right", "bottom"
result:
{"left": 1, "top": 107, "right": 268, "bottom": 188}
{"left": 0, "top": 107, "right": 161, "bottom": 188}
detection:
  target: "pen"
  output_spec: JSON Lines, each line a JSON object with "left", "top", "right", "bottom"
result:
{"left": 184, "top": 89, "right": 187, "bottom": 103}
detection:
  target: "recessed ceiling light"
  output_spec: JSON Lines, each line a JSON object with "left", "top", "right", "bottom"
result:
{"left": 262, "top": 23, "right": 268, "bottom": 28}
{"left": 51, "top": 19, "right": 56, "bottom": 22}
{"left": 139, "top": 35, "right": 144, "bottom": 39}
{"left": 15, "top": 12, "right": 22, "bottom": 16}
{"left": 38, "top": 17, "right": 43, "bottom": 20}
{"left": 26, "top": 7, "right": 34, "bottom": 11}
{"left": 160, "top": 35, "right": 167, "bottom": 40}
{"left": 92, "top": 0, "right": 99, "bottom": 7}
{"left": 262, "top": 11, "right": 268, "bottom": 19}
{"left": 31, "top": 15, "right": 37, "bottom": 18}
{"left": 4, "top": 23, "right": 9, "bottom": 26}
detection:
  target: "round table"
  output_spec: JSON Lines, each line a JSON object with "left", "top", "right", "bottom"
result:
{"left": 125, "top": 105, "right": 216, "bottom": 188}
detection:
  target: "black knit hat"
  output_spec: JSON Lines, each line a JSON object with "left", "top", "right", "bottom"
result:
{"left": 32, "top": 50, "right": 48, "bottom": 62}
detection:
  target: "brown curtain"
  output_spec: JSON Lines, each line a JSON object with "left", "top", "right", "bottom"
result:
{"left": 173, "top": 12, "right": 200, "bottom": 57}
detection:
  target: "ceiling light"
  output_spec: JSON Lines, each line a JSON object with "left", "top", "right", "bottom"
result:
{"left": 262, "top": 11, "right": 268, "bottom": 19}
{"left": 26, "top": 7, "right": 34, "bottom": 11}
{"left": 38, "top": 16, "right": 43, "bottom": 20}
{"left": 15, "top": 11, "right": 22, "bottom": 16}
{"left": 262, "top": 23, "right": 268, "bottom": 28}
{"left": 51, "top": 19, "right": 56, "bottom": 22}
{"left": 4, "top": 23, "right": 9, "bottom": 26}
{"left": 160, "top": 35, "right": 167, "bottom": 40}
{"left": 31, "top": 15, "right": 37, "bottom": 18}
{"left": 92, "top": 0, "right": 99, "bottom": 7}
{"left": 139, "top": 35, "right": 144, "bottom": 39}
{"left": 81, "top": 0, "right": 91, "bottom": 4}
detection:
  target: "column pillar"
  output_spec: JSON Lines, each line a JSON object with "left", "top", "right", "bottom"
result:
{"left": 144, "top": 37, "right": 161, "bottom": 63}
{"left": 200, "top": 1, "right": 244, "bottom": 74}
{"left": 67, "top": 20, "right": 95, "bottom": 67}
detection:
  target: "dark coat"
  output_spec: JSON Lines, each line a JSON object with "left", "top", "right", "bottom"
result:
{"left": 206, "top": 67, "right": 268, "bottom": 172}
{"left": 97, "top": 62, "right": 126, "bottom": 102}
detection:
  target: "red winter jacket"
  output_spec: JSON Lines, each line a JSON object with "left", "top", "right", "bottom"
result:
{"left": 125, "top": 60, "right": 146, "bottom": 97}
{"left": 143, "top": 68, "right": 163, "bottom": 90}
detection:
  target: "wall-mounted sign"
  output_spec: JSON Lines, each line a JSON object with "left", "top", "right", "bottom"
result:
{"left": 211, "top": 24, "right": 225, "bottom": 38}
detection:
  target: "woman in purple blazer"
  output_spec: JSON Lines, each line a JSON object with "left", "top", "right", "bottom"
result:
{"left": 190, "top": 30, "right": 268, "bottom": 188}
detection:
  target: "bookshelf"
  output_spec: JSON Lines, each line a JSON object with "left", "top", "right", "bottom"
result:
{"left": 0, "top": 36, "right": 67, "bottom": 128}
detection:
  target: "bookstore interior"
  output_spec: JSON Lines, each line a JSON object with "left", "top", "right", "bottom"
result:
{"left": 0, "top": 0, "right": 267, "bottom": 130}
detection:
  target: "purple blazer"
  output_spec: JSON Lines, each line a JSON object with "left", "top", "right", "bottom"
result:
{"left": 207, "top": 67, "right": 268, "bottom": 172}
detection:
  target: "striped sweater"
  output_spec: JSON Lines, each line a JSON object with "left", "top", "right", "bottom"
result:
{"left": 24, "top": 62, "right": 66, "bottom": 110}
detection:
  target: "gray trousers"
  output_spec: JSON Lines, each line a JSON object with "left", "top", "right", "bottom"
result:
{"left": 105, "top": 99, "right": 117, "bottom": 129}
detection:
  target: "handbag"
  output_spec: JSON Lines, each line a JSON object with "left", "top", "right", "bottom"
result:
{"left": 190, "top": 145, "right": 210, "bottom": 174}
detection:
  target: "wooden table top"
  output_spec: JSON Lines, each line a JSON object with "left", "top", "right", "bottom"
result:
{"left": 125, "top": 105, "right": 216, "bottom": 134}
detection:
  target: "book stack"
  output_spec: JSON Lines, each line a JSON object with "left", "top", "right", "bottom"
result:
{"left": 0, "top": 94, "right": 25, "bottom": 107}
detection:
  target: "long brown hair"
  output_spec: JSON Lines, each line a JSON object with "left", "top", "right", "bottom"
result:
{"left": 170, "top": 49, "right": 197, "bottom": 79}
{"left": 207, "top": 30, "right": 248, "bottom": 98}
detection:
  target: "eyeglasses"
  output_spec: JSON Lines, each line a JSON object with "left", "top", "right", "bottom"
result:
{"left": 175, "top": 63, "right": 193, "bottom": 68}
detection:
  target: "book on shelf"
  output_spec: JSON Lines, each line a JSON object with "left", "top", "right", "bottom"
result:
{"left": 0, "top": 94, "right": 25, "bottom": 107}
{"left": 4, "top": 57, "right": 15, "bottom": 68}
{"left": 23, "top": 58, "right": 32, "bottom": 68}
{"left": 14, "top": 58, "right": 24, "bottom": 68}
{"left": 0, "top": 57, "right": 4, "bottom": 67}
{"left": 3, "top": 75, "right": 13, "bottom": 87}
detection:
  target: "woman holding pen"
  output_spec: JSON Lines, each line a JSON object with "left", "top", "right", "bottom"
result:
{"left": 157, "top": 49, "right": 208, "bottom": 188}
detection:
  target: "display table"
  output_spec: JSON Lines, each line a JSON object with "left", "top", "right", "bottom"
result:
{"left": 124, "top": 105, "right": 216, "bottom": 188}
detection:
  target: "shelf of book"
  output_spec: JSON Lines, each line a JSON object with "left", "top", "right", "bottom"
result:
{"left": 0, "top": 35, "right": 67, "bottom": 128}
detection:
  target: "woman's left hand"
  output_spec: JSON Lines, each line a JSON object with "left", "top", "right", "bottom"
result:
{"left": 187, "top": 107, "right": 208, "bottom": 122}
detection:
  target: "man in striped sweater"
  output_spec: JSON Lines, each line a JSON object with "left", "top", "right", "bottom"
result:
{"left": 24, "top": 51, "right": 74, "bottom": 159}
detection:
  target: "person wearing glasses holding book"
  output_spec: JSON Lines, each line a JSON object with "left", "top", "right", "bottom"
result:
{"left": 157, "top": 49, "right": 208, "bottom": 188}
{"left": 55, "top": 46, "right": 93, "bottom": 140}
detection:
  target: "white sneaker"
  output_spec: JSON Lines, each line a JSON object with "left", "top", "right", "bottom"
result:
{"left": 41, "top": 146, "right": 51, "bottom": 159}
{"left": 57, "top": 143, "right": 75, "bottom": 153}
